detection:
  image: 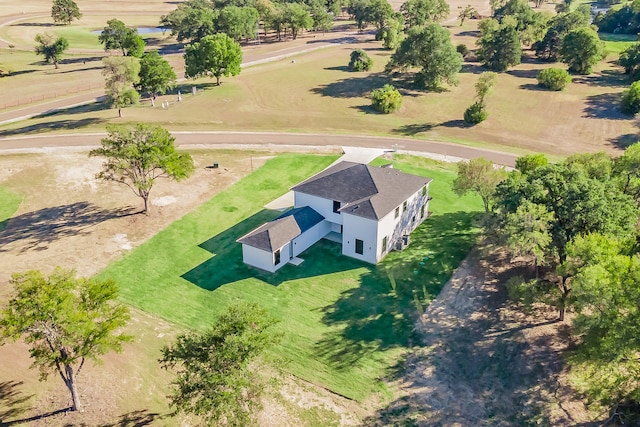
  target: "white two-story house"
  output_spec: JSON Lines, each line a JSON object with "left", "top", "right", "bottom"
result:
{"left": 237, "top": 161, "right": 432, "bottom": 272}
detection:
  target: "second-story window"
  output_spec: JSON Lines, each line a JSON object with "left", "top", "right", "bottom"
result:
{"left": 333, "top": 200, "right": 341, "bottom": 213}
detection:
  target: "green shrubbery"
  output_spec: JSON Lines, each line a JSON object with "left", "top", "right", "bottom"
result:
{"left": 537, "top": 67, "right": 572, "bottom": 91}
{"left": 456, "top": 43, "right": 469, "bottom": 58}
{"left": 463, "top": 102, "right": 487, "bottom": 124}
{"left": 371, "top": 84, "right": 402, "bottom": 113}
{"left": 348, "top": 49, "right": 373, "bottom": 71}
{"left": 621, "top": 81, "right": 640, "bottom": 115}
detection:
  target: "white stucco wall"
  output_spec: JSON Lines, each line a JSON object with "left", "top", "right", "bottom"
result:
{"left": 292, "top": 220, "right": 331, "bottom": 257}
{"left": 376, "top": 183, "right": 431, "bottom": 261}
{"left": 242, "top": 242, "right": 291, "bottom": 273}
{"left": 294, "top": 192, "right": 343, "bottom": 225}
{"left": 242, "top": 245, "right": 276, "bottom": 272}
{"left": 342, "top": 214, "right": 378, "bottom": 264}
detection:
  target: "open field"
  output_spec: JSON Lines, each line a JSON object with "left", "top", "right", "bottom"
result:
{"left": 2, "top": 36, "right": 636, "bottom": 156}
{"left": 0, "top": 149, "right": 483, "bottom": 424}
{"left": 0, "top": 0, "right": 636, "bottom": 158}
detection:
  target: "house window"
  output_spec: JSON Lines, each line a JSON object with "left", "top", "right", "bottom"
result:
{"left": 394, "top": 207, "right": 399, "bottom": 218}
{"left": 403, "top": 201, "right": 407, "bottom": 212}
{"left": 274, "top": 249, "right": 281, "bottom": 265}
{"left": 421, "top": 204, "right": 425, "bottom": 218}
{"left": 382, "top": 236, "right": 388, "bottom": 252}
{"left": 333, "top": 200, "right": 341, "bottom": 213}
{"left": 412, "top": 215, "right": 415, "bottom": 223}
{"left": 355, "top": 239, "right": 364, "bottom": 255}
{"left": 422, "top": 186, "right": 427, "bottom": 196}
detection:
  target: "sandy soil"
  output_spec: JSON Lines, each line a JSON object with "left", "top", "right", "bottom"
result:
{"left": 365, "top": 244, "right": 601, "bottom": 426}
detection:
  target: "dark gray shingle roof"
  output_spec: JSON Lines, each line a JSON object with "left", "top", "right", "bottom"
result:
{"left": 292, "top": 161, "right": 432, "bottom": 220}
{"left": 237, "top": 206, "right": 325, "bottom": 252}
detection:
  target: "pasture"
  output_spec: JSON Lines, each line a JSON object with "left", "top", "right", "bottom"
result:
{"left": 1, "top": 28, "right": 637, "bottom": 157}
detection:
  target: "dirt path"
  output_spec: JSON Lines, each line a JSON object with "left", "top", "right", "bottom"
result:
{"left": 364, "top": 245, "right": 599, "bottom": 426}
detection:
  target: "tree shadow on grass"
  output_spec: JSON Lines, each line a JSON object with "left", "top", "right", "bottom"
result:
{"left": 60, "top": 56, "right": 103, "bottom": 65}
{"left": 182, "top": 210, "right": 372, "bottom": 291}
{"left": 460, "top": 62, "right": 486, "bottom": 74}
{"left": 392, "top": 120, "right": 468, "bottom": 136}
{"left": 95, "top": 409, "right": 164, "bottom": 427}
{"left": 174, "top": 81, "right": 219, "bottom": 94}
{"left": 608, "top": 132, "right": 639, "bottom": 149}
{"left": 34, "top": 102, "right": 108, "bottom": 118}
{"left": 573, "top": 68, "right": 628, "bottom": 88}
{"left": 324, "top": 65, "right": 350, "bottom": 72}
{"left": 314, "top": 211, "right": 481, "bottom": 371}
{"left": 0, "top": 202, "right": 137, "bottom": 253}
{"left": 4, "top": 69, "right": 38, "bottom": 77}
{"left": 0, "top": 118, "right": 104, "bottom": 138}
{"left": 519, "top": 82, "right": 548, "bottom": 91}
{"left": 507, "top": 68, "right": 540, "bottom": 79}
{"left": 310, "top": 72, "right": 390, "bottom": 98}
{"left": 583, "top": 92, "right": 629, "bottom": 120}
{"left": 0, "top": 381, "right": 35, "bottom": 425}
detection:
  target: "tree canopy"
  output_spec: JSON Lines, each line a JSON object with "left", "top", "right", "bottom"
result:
{"left": 400, "top": 0, "right": 449, "bottom": 28}
{"left": 34, "top": 33, "right": 69, "bottom": 69}
{"left": 0, "top": 267, "right": 130, "bottom": 412}
{"left": 184, "top": 33, "right": 242, "bottom": 85}
{"left": 534, "top": 10, "right": 590, "bottom": 61}
{"left": 138, "top": 51, "right": 177, "bottom": 105}
{"left": 98, "top": 19, "right": 145, "bottom": 57}
{"left": 477, "top": 20, "right": 522, "bottom": 72}
{"left": 559, "top": 26, "right": 603, "bottom": 75}
{"left": 102, "top": 56, "right": 141, "bottom": 117}
{"left": 386, "top": 23, "right": 462, "bottom": 90}
{"left": 161, "top": 0, "right": 217, "bottom": 43}
{"left": 453, "top": 157, "right": 507, "bottom": 212}
{"left": 160, "top": 302, "right": 280, "bottom": 426}
{"left": 90, "top": 123, "right": 195, "bottom": 213}
{"left": 51, "top": 0, "right": 82, "bottom": 25}
{"left": 619, "top": 43, "right": 640, "bottom": 80}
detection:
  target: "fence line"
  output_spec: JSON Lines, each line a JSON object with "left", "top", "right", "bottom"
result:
{"left": 0, "top": 82, "right": 103, "bottom": 111}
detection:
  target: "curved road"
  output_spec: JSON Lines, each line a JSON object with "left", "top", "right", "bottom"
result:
{"left": 0, "top": 131, "right": 518, "bottom": 166}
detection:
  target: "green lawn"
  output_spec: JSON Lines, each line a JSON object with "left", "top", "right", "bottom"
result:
{"left": 98, "top": 153, "right": 483, "bottom": 402}
{"left": 0, "top": 186, "right": 22, "bottom": 232}
{"left": 600, "top": 32, "right": 637, "bottom": 54}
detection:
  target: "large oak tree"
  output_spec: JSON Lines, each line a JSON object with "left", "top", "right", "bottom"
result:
{"left": 90, "top": 123, "right": 195, "bottom": 213}
{"left": 0, "top": 268, "right": 130, "bottom": 412}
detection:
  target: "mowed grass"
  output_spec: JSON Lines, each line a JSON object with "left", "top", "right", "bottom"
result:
{"left": 0, "top": 186, "right": 22, "bottom": 231}
{"left": 97, "top": 153, "right": 483, "bottom": 401}
{"left": 600, "top": 32, "right": 637, "bottom": 55}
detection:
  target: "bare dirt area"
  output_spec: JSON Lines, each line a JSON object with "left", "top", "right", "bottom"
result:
{"left": 365, "top": 243, "right": 602, "bottom": 426}
{"left": 0, "top": 147, "right": 348, "bottom": 426}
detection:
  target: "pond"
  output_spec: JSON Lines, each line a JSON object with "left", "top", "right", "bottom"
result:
{"left": 91, "top": 27, "right": 169, "bottom": 35}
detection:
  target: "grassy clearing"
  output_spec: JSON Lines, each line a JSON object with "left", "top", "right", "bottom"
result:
{"left": 601, "top": 32, "right": 637, "bottom": 55}
{"left": 0, "top": 186, "right": 22, "bottom": 231}
{"left": 97, "top": 153, "right": 482, "bottom": 402}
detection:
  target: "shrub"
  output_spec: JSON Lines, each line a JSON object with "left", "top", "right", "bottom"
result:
{"left": 463, "top": 102, "right": 487, "bottom": 124}
{"left": 621, "top": 81, "right": 640, "bottom": 115}
{"left": 456, "top": 43, "right": 469, "bottom": 58}
{"left": 348, "top": 49, "right": 373, "bottom": 71}
{"left": 371, "top": 84, "right": 402, "bottom": 114}
{"left": 537, "top": 67, "right": 572, "bottom": 91}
